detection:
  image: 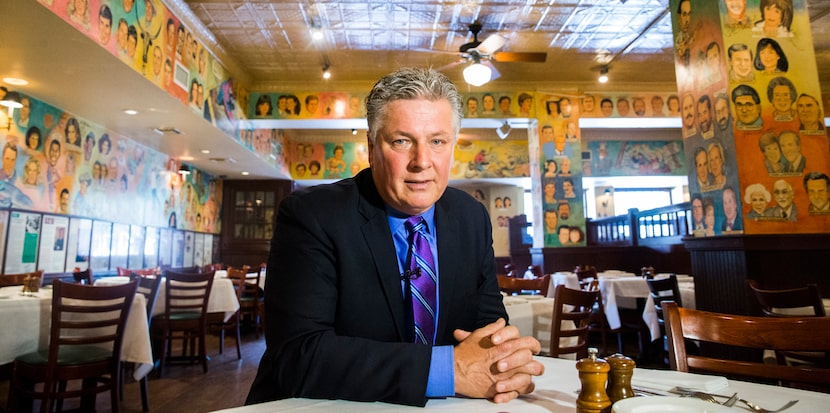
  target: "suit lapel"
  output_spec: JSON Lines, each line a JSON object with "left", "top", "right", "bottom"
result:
{"left": 434, "top": 197, "right": 460, "bottom": 341}
{"left": 355, "top": 170, "right": 409, "bottom": 341}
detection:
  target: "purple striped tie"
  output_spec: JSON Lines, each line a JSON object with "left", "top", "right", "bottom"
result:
{"left": 405, "top": 216, "right": 436, "bottom": 345}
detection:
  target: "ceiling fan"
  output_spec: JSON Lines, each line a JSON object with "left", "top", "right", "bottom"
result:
{"left": 436, "top": 21, "right": 547, "bottom": 86}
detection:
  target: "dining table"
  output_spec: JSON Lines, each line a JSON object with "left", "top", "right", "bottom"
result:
{"left": 211, "top": 355, "right": 830, "bottom": 412}
{"left": 503, "top": 295, "right": 556, "bottom": 355}
{"left": 0, "top": 284, "right": 153, "bottom": 380}
{"left": 549, "top": 271, "right": 695, "bottom": 341}
{"left": 214, "top": 269, "right": 266, "bottom": 290}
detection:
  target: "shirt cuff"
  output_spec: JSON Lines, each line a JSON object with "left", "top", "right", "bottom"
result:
{"left": 426, "top": 345, "right": 455, "bottom": 398}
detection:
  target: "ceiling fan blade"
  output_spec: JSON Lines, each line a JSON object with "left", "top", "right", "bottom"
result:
{"left": 483, "top": 60, "right": 501, "bottom": 82}
{"left": 492, "top": 51, "right": 547, "bottom": 63}
{"left": 477, "top": 34, "right": 506, "bottom": 55}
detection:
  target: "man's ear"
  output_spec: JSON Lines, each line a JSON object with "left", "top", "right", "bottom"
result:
{"left": 366, "top": 133, "right": 374, "bottom": 165}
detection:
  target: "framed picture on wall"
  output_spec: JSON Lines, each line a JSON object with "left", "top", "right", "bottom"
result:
{"left": 65, "top": 218, "right": 92, "bottom": 272}
{"left": 90, "top": 220, "right": 112, "bottom": 273}
{"left": 37, "top": 215, "right": 69, "bottom": 274}
{"left": 173, "top": 61, "right": 189, "bottom": 91}
{"left": 4, "top": 211, "right": 40, "bottom": 274}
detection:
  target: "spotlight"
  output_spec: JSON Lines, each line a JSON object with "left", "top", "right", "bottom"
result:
{"left": 322, "top": 64, "right": 331, "bottom": 80}
{"left": 496, "top": 121, "right": 511, "bottom": 140}
{"left": 598, "top": 67, "right": 609, "bottom": 84}
{"left": 351, "top": 128, "right": 357, "bottom": 135}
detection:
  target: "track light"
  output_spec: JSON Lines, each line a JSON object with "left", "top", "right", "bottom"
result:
{"left": 598, "top": 67, "right": 609, "bottom": 84}
{"left": 351, "top": 128, "right": 357, "bottom": 135}
{"left": 496, "top": 121, "right": 511, "bottom": 140}
{"left": 322, "top": 64, "right": 331, "bottom": 80}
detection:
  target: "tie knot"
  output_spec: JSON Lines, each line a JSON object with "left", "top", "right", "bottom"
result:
{"left": 405, "top": 216, "right": 426, "bottom": 234}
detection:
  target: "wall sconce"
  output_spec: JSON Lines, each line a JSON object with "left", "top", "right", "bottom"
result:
{"left": 178, "top": 164, "right": 190, "bottom": 176}
{"left": 495, "top": 121, "right": 511, "bottom": 140}
{"left": 598, "top": 66, "right": 609, "bottom": 84}
{"left": 0, "top": 91, "right": 23, "bottom": 130}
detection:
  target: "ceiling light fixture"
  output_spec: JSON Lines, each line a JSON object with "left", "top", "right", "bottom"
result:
{"left": 123, "top": 109, "right": 138, "bottom": 115}
{"left": 2, "top": 77, "right": 28, "bottom": 86}
{"left": 311, "top": 28, "right": 324, "bottom": 41}
{"left": 322, "top": 64, "right": 331, "bottom": 80}
{"left": 598, "top": 67, "right": 609, "bottom": 84}
{"left": 241, "top": 171, "right": 250, "bottom": 176}
{"left": 463, "top": 57, "right": 492, "bottom": 87}
{"left": 0, "top": 91, "right": 23, "bottom": 130}
{"left": 178, "top": 164, "right": 190, "bottom": 176}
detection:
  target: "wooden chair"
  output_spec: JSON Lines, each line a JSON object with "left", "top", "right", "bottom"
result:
{"left": 0, "top": 269, "right": 44, "bottom": 287}
{"left": 546, "top": 284, "right": 599, "bottom": 359}
{"left": 662, "top": 301, "right": 830, "bottom": 388}
{"left": 497, "top": 274, "right": 550, "bottom": 296}
{"left": 124, "top": 274, "right": 162, "bottom": 412}
{"left": 747, "top": 280, "right": 828, "bottom": 368}
{"left": 117, "top": 267, "right": 157, "bottom": 277}
{"left": 574, "top": 265, "right": 598, "bottom": 290}
{"left": 646, "top": 274, "right": 682, "bottom": 364}
{"left": 8, "top": 279, "right": 138, "bottom": 413}
{"left": 151, "top": 270, "right": 214, "bottom": 376}
{"left": 587, "top": 279, "right": 643, "bottom": 357}
{"left": 203, "top": 263, "right": 224, "bottom": 272}
{"left": 209, "top": 267, "right": 244, "bottom": 359}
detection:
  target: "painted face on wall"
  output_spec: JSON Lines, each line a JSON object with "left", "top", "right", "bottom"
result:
{"left": 725, "top": 0, "right": 747, "bottom": 20}
{"left": 796, "top": 95, "right": 821, "bottom": 126}
{"left": 708, "top": 145, "right": 724, "bottom": 178}
{"left": 692, "top": 198, "right": 703, "bottom": 223}
{"left": 730, "top": 50, "right": 753, "bottom": 78}
{"left": 807, "top": 179, "right": 830, "bottom": 210}
{"left": 759, "top": 44, "right": 780, "bottom": 72}
{"left": 715, "top": 98, "right": 730, "bottom": 130}
{"left": 778, "top": 132, "right": 800, "bottom": 163}
{"left": 750, "top": 190, "right": 767, "bottom": 215}
{"left": 681, "top": 94, "right": 695, "bottom": 129}
{"left": 735, "top": 95, "right": 760, "bottom": 125}
{"left": 772, "top": 85, "right": 793, "bottom": 113}
{"left": 773, "top": 180, "right": 793, "bottom": 209}
{"left": 695, "top": 150, "right": 708, "bottom": 183}
{"left": 98, "top": 14, "right": 112, "bottom": 45}
{"left": 723, "top": 189, "right": 737, "bottom": 220}
{"left": 763, "top": 141, "right": 781, "bottom": 164}
{"left": 697, "top": 101, "right": 711, "bottom": 133}
{"left": 482, "top": 95, "right": 495, "bottom": 112}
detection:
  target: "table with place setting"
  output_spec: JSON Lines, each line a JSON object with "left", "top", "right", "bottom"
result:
{"left": 0, "top": 283, "right": 153, "bottom": 380}
{"left": 210, "top": 355, "right": 829, "bottom": 412}
{"left": 549, "top": 271, "right": 696, "bottom": 341}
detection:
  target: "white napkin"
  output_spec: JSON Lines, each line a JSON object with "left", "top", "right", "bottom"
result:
{"left": 631, "top": 369, "right": 729, "bottom": 393}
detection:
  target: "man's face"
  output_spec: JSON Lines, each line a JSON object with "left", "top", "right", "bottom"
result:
{"left": 19, "top": 98, "right": 30, "bottom": 121}
{"left": 368, "top": 99, "right": 456, "bottom": 216}
{"left": 582, "top": 96, "right": 595, "bottom": 113}
{"left": 707, "top": 46, "right": 721, "bottom": 67}
{"left": 127, "top": 33, "right": 137, "bottom": 57}
{"left": 633, "top": 99, "right": 646, "bottom": 116}
{"left": 772, "top": 85, "right": 792, "bottom": 112}
{"left": 708, "top": 146, "right": 723, "bottom": 177}
{"left": 735, "top": 95, "right": 760, "bottom": 124}
{"left": 467, "top": 99, "right": 477, "bottom": 113}
{"left": 558, "top": 227, "right": 570, "bottom": 244}
{"left": 651, "top": 97, "right": 664, "bottom": 114}
{"left": 697, "top": 101, "right": 711, "bottom": 132}
{"left": 807, "top": 179, "right": 830, "bottom": 210}
{"left": 601, "top": 101, "right": 613, "bottom": 117}
{"left": 731, "top": 50, "right": 753, "bottom": 78}
{"left": 723, "top": 189, "right": 737, "bottom": 220}
{"left": 796, "top": 96, "right": 820, "bottom": 126}
{"left": 558, "top": 204, "right": 570, "bottom": 220}
{"left": 544, "top": 183, "right": 555, "bottom": 198}
{"left": 307, "top": 98, "right": 319, "bottom": 114}
{"left": 679, "top": 1, "right": 691, "bottom": 32}
{"left": 554, "top": 135, "right": 566, "bottom": 152}
{"left": 24, "top": 163, "right": 38, "bottom": 184}
{"left": 482, "top": 95, "right": 495, "bottom": 111}
{"left": 117, "top": 21, "right": 128, "bottom": 50}
{"left": 60, "top": 192, "right": 69, "bottom": 212}
{"left": 48, "top": 142, "right": 60, "bottom": 166}
{"left": 617, "top": 100, "right": 630, "bottom": 116}
{"left": 692, "top": 199, "right": 703, "bottom": 222}
{"left": 2, "top": 147, "right": 16, "bottom": 174}
{"left": 567, "top": 122, "right": 577, "bottom": 136}
{"left": 499, "top": 98, "right": 511, "bottom": 113}
{"left": 682, "top": 95, "right": 695, "bottom": 128}
{"left": 541, "top": 127, "right": 554, "bottom": 142}
{"left": 773, "top": 181, "right": 793, "bottom": 209}
{"left": 695, "top": 151, "right": 708, "bottom": 182}
{"left": 779, "top": 133, "right": 800, "bottom": 162}
{"left": 560, "top": 98, "right": 572, "bottom": 115}
{"left": 98, "top": 15, "right": 112, "bottom": 45}
{"left": 563, "top": 180, "right": 573, "bottom": 194}
{"left": 153, "top": 47, "right": 163, "bottom": 75}
{"left": 163, "top": 61, "right": 173, "bottom": 86}
{"left": 725, "top": 0, "right": 746, "bottom": 19}
{"left": 545, "top": 212, "right": 557, "bottom": 232}
{"left": 715, "top": 98, "right": 730, "bottom": 130}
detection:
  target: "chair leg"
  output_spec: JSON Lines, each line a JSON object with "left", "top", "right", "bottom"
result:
{"left": 200, "top": 328, "right": 209, "bottom": 373}
{"left": 219, "top": 325, "right": 226, "bottom": 355}
{"left": 139, "top": 376, "right": 150, "bottom": 412}
{"left": 235, "top": 317, "right": 242, "bottom": 360}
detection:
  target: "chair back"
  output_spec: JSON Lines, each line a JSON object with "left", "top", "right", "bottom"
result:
{"left": 747, "top": 280, "right": 826, "bottom": 317}
{"left": 646, "top": 274, "right": 682, "bottom": 327}
{"left": 116, "top": 266, "right": 131, "bottom": 276}
{"left": 161, "top": 270, "right": 215, "bottom": 323}
{"left": 72, "top": 268, "right": 93, "bottom": 284}
{"left": 497, "top": 274, "right": 550, "bottom": 296}
{"left": 549, "top": 284, "right": 599, "bottom": 359}
{"left": 574, "top": 265, "right": 597, "bottom": 289}
{"left": 130, "top": 273, "right": 162, "bottom": 324}
{"left": 203, "top": 263, "right": 224, "bottom": 272}
{"left": 0, "top": 269, "right": 44, "bottom": 287}
{"left": 225, "top": 267, "right": 248, "bottom": 304}
{"left": 662, "top": 301, "right": 830, "bottom": 386}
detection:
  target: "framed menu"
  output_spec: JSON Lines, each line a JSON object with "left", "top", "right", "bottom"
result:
{"left": 110, "top": 223, "right": 129, "bottom": 271}
{"left": 183, "top": 231, "right": 194, "bottom": 267}
{"left": 37, "top": 215, "right": 69, "bottom": 273}
{"left": 144, "top": 227, "right": 160, "bottom": 269}
{"left": 90, "top": 220, "right": 112, "bottom": 272}
{"left": 171, "top": 230, "right": 184, "bottom": 268}
{"left": 128, "top": 225, "right": 145, "bottom": 269}
{"left": 193, "top": 233, "right": 205, "bottom": 267}
{"left": 65, "top": 218, "right": 92, "bottom": 271}
{"left": 158, "top": 228, "right": 172, "bottom": 267}
{"left": 4, "top": 211, "right": 41, "bottom": 274}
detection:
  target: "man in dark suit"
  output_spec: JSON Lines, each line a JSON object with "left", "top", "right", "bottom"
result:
{"left": 247, "top": 68, "right": 543, "bottom": 407}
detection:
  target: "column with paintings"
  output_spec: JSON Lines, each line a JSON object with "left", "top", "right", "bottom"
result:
{"left": 670, "top": 0, "right": 829, "bottom": 236}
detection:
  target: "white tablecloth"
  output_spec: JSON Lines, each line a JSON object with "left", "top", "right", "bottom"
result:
{"left": 214, "top": 270, "right": 265, "bottom": 290}
{"left": 0, "top": 285, "right": 153, "bottom": 380}
{"left": 96, "top": 276, "right": 240, "bottom": 322}
{"left": 212, "top": 356, "right": 830, "bottom": 412}
{"left": 549, "top": 272, "right": 695, "bottom": 341}
{"left": 504, "top": 296, "right": 555, "bottom": 355}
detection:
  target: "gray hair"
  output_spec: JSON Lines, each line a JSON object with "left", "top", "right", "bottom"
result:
{"left": 365, "top": 68, "right": 462, "bottom": 142}
{"left": 744, "top": 183, "right": 771, "bottom": 203}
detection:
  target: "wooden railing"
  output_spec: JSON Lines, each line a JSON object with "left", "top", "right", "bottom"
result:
{"left": 587, "top": 202, "right": 692, "bottom": 248}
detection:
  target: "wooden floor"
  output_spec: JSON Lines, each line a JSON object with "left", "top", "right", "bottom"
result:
{"left": 1, "top": 331, "right": 266, "bottom": 413}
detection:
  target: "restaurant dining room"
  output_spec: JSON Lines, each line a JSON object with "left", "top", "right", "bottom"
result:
{"left": 1, "top": 0, "right": 830, "bottom": 412}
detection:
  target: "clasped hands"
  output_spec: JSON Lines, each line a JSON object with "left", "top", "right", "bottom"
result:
{"left": 453, "top": 318, "right": 544, "bottom": 403}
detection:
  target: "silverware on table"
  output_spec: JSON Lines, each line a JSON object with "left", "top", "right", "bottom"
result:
{"left": 672, "top": 387, "right": 798, "bottom": 413}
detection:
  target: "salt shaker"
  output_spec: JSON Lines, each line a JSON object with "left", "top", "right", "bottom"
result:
{"left": 576, "top": 347, "right": 611, "bottom": 413}
{"left": 605, "top": 353, "right": 636, "bottom": 403}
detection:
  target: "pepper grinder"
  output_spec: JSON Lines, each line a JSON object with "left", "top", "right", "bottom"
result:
{"left": 605, "top": 353, "right": 636, "bottom": 403}
{"left": 576, "top": 347, "right": 611, "bottom": 413}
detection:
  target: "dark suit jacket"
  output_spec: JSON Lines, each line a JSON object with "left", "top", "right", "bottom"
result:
{"left": 246, "top": 168, "right": 507, "bottom": 407}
